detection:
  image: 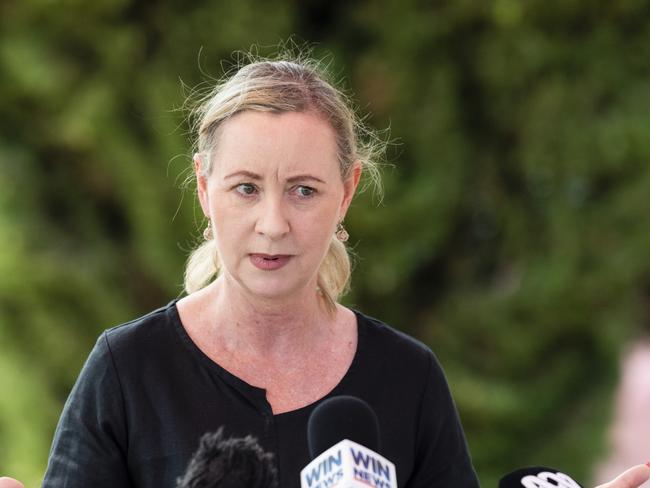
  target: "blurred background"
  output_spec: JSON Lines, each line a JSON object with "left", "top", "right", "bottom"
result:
{"left": 2, "top": 0, "right": 650, "bottom": 486}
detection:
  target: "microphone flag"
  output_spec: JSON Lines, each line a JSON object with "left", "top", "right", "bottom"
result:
{"left": 300, "top": 439, "right": 397, "bottom": 488}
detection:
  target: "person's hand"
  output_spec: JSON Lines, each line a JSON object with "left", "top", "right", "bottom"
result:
{"left": 0, "top": 478, "right": 25, "bottom": 488}
{"left": 595, "top": 463, "right": 650, "bottom": 488}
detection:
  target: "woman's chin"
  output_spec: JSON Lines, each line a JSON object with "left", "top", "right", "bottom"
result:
{"left": 219, "top": 264, "right": 319, "bottom": 303}
{"left": 238, "top": 276, "right": 314, "bottom": 302}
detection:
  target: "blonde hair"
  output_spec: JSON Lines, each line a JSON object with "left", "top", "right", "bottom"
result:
{"left": 184, "top": 52, "right": 384, "bottom": 313}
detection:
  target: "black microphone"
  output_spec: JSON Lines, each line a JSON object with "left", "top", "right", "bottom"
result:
{"left": 176, "top": 427, "right": 278, "bottom": 488}
{"left": 307, "top": 395, "right": 381, "bottom": 458}
{"left": 301, "top": 395, "right": 396, "bottom": 488}
{"left": 499, "top": 466, "right": 583, "bottom": 488}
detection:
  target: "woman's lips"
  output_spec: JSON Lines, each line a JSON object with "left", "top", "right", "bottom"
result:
{"left": 249, "top": 254, "right": 292, "bottom": 271}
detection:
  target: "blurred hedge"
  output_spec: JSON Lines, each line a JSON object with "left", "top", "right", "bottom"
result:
{"left": 2, "top": 0, "right": 650, "bottom": 486}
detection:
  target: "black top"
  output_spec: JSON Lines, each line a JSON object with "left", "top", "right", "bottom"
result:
{"left": 42, "top": 299, "right": 479, "bottom": 487}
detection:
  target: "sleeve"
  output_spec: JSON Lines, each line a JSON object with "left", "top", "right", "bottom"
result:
{"left": 42, "top": 332, "right": 133, "bottom": 487}
{"left": 406, "top": 352, "right": 480, "bottom": 488}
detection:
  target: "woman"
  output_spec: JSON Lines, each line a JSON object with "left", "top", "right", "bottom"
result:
{"left": 4, "top": 56, "right": 648, "bottom": 487}
{"left": 41, "top": 57, "right": 479, "bottom": 487}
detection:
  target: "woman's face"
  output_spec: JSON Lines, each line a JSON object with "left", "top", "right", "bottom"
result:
{"left": 195, "top": 110, "right": 361, "bottom": 301}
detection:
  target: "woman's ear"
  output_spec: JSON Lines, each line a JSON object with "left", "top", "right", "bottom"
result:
{"left": 194, "top": 154, "right": 210, "bottom": 218}
{"left": 339, "top": 161, "right": 363, "bottom": 220}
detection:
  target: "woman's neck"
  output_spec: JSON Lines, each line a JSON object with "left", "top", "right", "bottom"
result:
{"left": 197, "top": 275, "right": 335, "bottom": 358}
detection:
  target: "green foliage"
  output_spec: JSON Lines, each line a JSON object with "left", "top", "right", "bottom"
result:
{"left": 2, "top": 0, "right": 650, "bottom": 485}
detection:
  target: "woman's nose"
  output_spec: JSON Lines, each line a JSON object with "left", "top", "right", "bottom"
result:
{"left": 255, "top": 196, "right": 290, "bottom": 240}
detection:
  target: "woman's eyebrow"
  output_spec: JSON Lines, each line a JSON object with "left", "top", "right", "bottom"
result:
{"left": 224, "top": 170, "right": 262, "bottom": 180}
{"left": 286, "top": 174, "right": 326, "bottom": 184}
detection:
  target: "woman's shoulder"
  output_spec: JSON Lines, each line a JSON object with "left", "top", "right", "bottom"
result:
{"left": 352, "top": 308, "right": 437, "bottom": 368}
{"left": 346, "top": 309, "right": 453, "bottom": 420}
{"left": 99, "top": 298, "right": 181, "bottom": 356}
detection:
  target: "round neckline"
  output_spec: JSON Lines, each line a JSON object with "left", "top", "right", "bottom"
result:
{"left": 166, "top": 297, "right": 366, "bottom": 417}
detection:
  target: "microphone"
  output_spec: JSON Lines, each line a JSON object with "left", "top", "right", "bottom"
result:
{"left": 176, "top": 427, "right": 278, "bottom": 488}
{"left": 301, "top": 395, "right": 397, "bottom": 488}
{"left": 499, "top": 466, "right": 584, "bottom": 488}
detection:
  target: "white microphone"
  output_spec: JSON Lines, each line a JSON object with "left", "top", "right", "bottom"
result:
{"left": 300, "top": 396, "right": 397, "bottom": 488}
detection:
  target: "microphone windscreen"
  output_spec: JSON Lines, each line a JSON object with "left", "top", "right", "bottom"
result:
{"left": 307, "top": 395, "right": 380, "bottom": 459}
{"left": 177, "top": 427, "right": 277, "bottom": 488}
{"left": 499, "top": 466, "right": 583, "bottom": 488}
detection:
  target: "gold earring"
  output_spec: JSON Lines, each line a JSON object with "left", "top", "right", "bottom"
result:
{"left": 335, "top": 222, "right": 349, "bottom": 242}
{"left": 203, "top": 222, "right": 213, "bottom": 240}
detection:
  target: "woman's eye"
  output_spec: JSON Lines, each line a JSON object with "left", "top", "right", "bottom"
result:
{"left": 235, "top": 183, "right": 257, "bottom": 196}
{"left": 294, "top": 185, "right": 316, "bottom": 198}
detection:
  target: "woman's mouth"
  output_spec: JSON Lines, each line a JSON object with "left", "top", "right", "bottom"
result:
{"left": 249, "top": 254, "right": 292, "bottom": 271}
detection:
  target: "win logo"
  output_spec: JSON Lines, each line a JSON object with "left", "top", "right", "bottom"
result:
{"left": 351, "top": 448, "right": 392, "bottom": 487}
{"left": 304, "top": 450, "right": 344, "bottom": 488}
